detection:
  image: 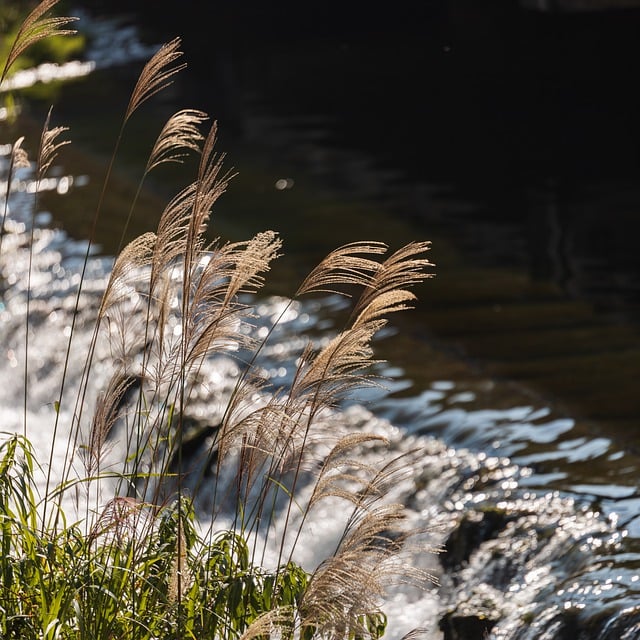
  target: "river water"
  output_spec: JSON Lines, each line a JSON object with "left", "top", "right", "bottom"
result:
{"left": 1, "top": 3, "right": 640, "bottom": 638}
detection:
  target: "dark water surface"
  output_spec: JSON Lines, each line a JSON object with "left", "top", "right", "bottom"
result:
{"left": 14, "top": 3, "right": 640, "bottom": 485}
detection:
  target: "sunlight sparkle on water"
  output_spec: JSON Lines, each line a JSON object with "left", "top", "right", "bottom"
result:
{"left": 0, "top": 60, "right": 95, "bottom": 92}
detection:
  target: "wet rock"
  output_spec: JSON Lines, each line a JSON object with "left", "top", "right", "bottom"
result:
{"left": 166, "top": 417, "right": 220, "bottom": 476}
{"left": 439, "top": 584, "right": 502, "bottom": 640}
{"left": 441, "top": 507, "right": 519, "bottom": 571}
{"left": 512, "top": 604, "right": 639, "bottom": 640}
{"left": 597, "top": 605, "right": 640, "bottom": 639}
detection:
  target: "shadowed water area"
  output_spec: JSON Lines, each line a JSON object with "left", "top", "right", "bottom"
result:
{"left": 1, "top": 2, "right": 640, "bottom": 638}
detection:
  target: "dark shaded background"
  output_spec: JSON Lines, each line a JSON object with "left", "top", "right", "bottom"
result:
{"left": 84, "top": 0, "right": 640, "bottom": 295}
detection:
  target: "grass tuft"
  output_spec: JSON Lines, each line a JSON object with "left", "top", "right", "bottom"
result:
{"left": 0, "top": 2, "right": 437, "bottom": 638}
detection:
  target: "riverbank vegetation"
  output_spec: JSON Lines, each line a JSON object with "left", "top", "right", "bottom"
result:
{"left": 0, "top": 2, "right": 435, "bottom": 638}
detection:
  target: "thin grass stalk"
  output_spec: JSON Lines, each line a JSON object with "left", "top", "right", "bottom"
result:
{"left": 25, "top": 109, "right": 69, "bottom": 442}
{"left": 0, "top": 142, "right": 30, "bottom": 447}
{"left": 49, "top": 37, "right": 188, "bottom": 531}
{"left": 194, "top": 299, "right": 297, "bottom": 527}
{"left": 171, "top": 127, "right": 227, "bottom": 631}
{"left": 44, "top": 119, "right": 133, "bottom": 538}
{"left": 170, "top": 125, "right": 229, "bottom": 556}
{"left": 171, "top": 119, "right": 218, "bottom": 639}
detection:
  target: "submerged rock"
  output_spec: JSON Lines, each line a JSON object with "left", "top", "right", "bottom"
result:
{"left": 441, "top": 507, "right": 522, "bottom": 573}
{"left": 439, "top": 583, "right": 502, "bottom": 640}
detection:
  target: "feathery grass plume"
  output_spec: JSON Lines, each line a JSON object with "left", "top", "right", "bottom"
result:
{"left": 94, "top": 137, "right": 211, "bottom": 491}
{"left": 0, "top": 0, "right": 78, "bottom": 86}
{"left": 221, "top": 231, "right": 283, "bottom": 303}
{"left": 276, "top": 432, "right": 398, "bottom": 569}
{"left": 97, "top": 182, "right": 277, "bottom": 507}
{"left": 82, "top": 372, "right": 140, "bottom": 479}
{"left": 143, "top": 125, "right": 235, "bottom": 458}
{"left": 148, "top": 125, "right": 231, "bottom": 293}
{"left": 57, "top": 41, "right": 200, "bottom": 519}
{"left": 352, "top": 289, "right": 419, "bottom": 326}
{"left": 11, "top": 136, "right": 29, "bottom": 170}
{"left": 399, "top": 629, "right": 431, "bottom": 640}
{"left": 185, "top": 121, "right": 235, "bottom": 268}
{"left": 351, "top": 241, "right": 434, "bottom": 321}
{"left": 307, "top": 433, "right": 390, "bottom": 508}
{"left": 124, "top": 37, "right": 186, "bottom": 123}
{"left": 150, "top": 183, "right": 198, "bottom": 293}
{"left": 295, "top": 241, "right": 388, "bottom": 297}
{"left": 299, "top": 501, "right": 416, "bottom": 640}
{"left": 99, "top": 231, "right": 157, "bottom": 318}
{"left": 116, "top": 109, "right": 208, "bottom": 256}
{"left": 84, "top": 39, "right": 188, "bottom": 270}
{"left": 145, "top": 108, "right": 208, "bottom": 174}
{"left": 186, "top": 231, "right": 283, "bottom": 366}
{"left": 88, "top": 496, "right": 148, "bottom": 549}
{"left": 267, "top": 244, "right": 436, "bottom": 597}
{"left": 36, "top": 107, "right": 70, "bottom": 181}
{"left": 209, "top": 370, "right": 276, "bottom": 465}
{"left": 291, "top": 321, "right": 384, "bottom": 407}
{"left": 238, "top": 608, "right": 297, "bottom": 640}
{"left": 206, "top": 392, "right": 298, "bottom": 526}
{"left": 13, "top": 136, "right": 29, "bottom": 164}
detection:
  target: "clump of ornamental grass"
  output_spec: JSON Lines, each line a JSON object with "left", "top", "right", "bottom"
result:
{"left": 0, "top": 2, "right": 436, "bottom": 639}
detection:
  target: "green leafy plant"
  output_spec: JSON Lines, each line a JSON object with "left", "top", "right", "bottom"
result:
{"left": 0, "top": 1, "right": 436, "bottom": 638}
